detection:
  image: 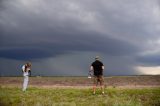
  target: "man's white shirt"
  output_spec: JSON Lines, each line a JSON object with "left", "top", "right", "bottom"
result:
{"left": 22, "top": 65, "right": 29, "bottom": 76}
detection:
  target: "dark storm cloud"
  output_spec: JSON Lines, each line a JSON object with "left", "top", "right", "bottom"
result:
{"left": 0, "top": 0, "right": 160, "bottom": 76}
{"left": 0, "top": 47, "right": 54, "bottom": 60}
{"left": 136, "top": 54, "right": 160, "bottom": 66}
{"left": 0, "top": 29, "right": 139, "bottom": 60}
{"left": 0, "top": 0, "right": 140, "bottom": 60}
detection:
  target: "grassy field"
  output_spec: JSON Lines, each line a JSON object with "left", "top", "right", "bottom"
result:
{"left": 0, "top": 87, "right": 160, "bottom": 106}
{"left": 0, "top": 76, "right": 160, "bottom": 106}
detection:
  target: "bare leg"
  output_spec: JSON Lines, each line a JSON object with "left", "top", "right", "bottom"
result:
{"left": 100, "top": 77, "right": 104, "bottom": 94}
{"left": 101, "top": 85, "right": 104, "bottom": 94}
{"left": 93, "top": 76, "right": 97, "bottom": 94}
{"left": 93, "top": 85, "right": 96, "bottom": 94}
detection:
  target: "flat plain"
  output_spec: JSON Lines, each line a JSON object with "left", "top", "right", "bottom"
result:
{"left": 0, "top": 76, "right": 160, "bottom": 106}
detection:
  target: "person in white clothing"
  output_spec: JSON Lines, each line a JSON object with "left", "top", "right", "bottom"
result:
{"left": 22, "top": 62, "right": 31, "bottom": 91}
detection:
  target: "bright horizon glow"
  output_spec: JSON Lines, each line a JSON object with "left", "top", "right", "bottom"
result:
{"left": 136, "top": 66, "right": 160, "bottom": 75}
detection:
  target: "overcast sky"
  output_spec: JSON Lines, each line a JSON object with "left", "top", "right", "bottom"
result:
{"left": 0, "top": 0, "right": 160, "bottom": 76}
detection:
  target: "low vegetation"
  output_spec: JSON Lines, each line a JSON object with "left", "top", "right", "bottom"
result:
{"left": 0, "top": 86, "right": 160, "bottom": 106}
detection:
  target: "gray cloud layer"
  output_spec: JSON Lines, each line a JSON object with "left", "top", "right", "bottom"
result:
{"left": 0, "top": 0, "right": 160, "bottom": 76}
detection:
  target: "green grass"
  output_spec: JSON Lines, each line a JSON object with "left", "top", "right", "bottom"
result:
{"left": 0, "top": 87, "right": 160, "bottom": 106}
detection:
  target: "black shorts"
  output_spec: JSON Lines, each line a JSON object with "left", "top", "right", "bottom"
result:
{"left": 93, "top": 75, "right": 104, "bottom": 86}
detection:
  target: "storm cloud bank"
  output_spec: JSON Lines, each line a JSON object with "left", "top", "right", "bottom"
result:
{"left": 0, "top": 0, "right": 160, "bottom": 76}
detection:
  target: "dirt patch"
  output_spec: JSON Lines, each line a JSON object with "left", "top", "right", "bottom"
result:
{"left": 0, "top": 76, "right": 160, "bottom": 88}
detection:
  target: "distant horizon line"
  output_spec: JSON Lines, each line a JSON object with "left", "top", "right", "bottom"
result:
{"left": 0, "top": 75, "right": 160, "bottom": 77}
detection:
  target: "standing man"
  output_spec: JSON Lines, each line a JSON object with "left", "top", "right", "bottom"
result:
{"left": 90, "top": 56, "right": 104, "bottom": 94}
{"left": 22, "top": 62, "right": 31, "bottom": 91}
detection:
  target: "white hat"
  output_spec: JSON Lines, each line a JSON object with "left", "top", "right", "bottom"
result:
{"left": 95, "top": 56, "right": 100, "bottom": 60}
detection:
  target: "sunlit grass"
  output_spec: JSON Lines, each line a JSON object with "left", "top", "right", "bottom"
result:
{"left": 0, "top": 86, "right": 160, "bottom": 106}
